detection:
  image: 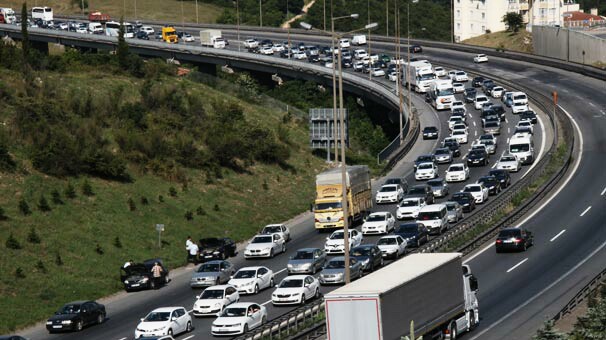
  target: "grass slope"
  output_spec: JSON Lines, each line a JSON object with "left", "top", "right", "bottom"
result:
{"left": 463, "top": 29, "right": 533, "bottom": 53}
{"left": 2, "top": 0, "right": 222, "bottom": 24}
{"left": 0, "top": 68, "right": 326, "bottom": 333}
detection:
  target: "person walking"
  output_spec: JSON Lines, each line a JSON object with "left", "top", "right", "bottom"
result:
{"left": 151, "top": 262, "right": 163, "bottom": 289}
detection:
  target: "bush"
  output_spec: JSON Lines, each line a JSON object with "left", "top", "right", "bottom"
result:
{"left": 184, "top": 211, "right": 193, "bottom": 220}
{"left": 55, "top": 253, "right": 63, "bottom": 266}
{"left": 27, "top": 228, "right": 41, "bottom": 244}
{"left": 38, "top": 195, "right": 51, "bottom": 212}
{"left": 262, "top": 179, "right": 269, "bottom": 190}
{"left": 82, "top": 180, "right": 94, "bottom": 196}
{"left": 140, "top": 196, "right": 149, "bottom": 205}
{"left": 0, "top": 130, "right": 16, "bottom": 172}
{"left": 158, "top": 195, "right": 164, "bottom": 203}
{"left": 0, "top": 206, "right": 7, "bottom": 221}
{"left": 14, "top": 267, "right": 25, "bottom": 279}
{"left": 214, "top": 204, "right": 220, "bottom": 211}
{"left": 113, "top": 236, "right": 123, "bottom": 248}
{"left": 6, "top": 233, "right": 22, "bottom": 249}
{"left": 51, "top": 189, "right": 63, "bottom": 205}
{"left": 65, "top": 183, "right": 77, "bottom": 199}
{"left": 35, "top": 260, "right": 47, "bottom": 273}
{"left": 127, "top": 198, "right": 136, "bottom": 211}
{"left": 18, "top": 199, "right": 31, "bottom": 216}
{"left": 169, "top": 187, "right": 177, "bottom": 197}
{"left": 95, "top": 243, "right": 104, "bottom": 255}
{"left": 196, "top": 206, "right": 206, "bottom": 216}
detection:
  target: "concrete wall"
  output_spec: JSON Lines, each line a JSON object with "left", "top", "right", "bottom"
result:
{"left": 532, "top": 25, "right": 606, "bottom": 65}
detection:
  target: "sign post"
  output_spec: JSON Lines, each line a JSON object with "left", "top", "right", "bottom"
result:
{"left": 156, "top": 224, "right": 165, "bottom": 248}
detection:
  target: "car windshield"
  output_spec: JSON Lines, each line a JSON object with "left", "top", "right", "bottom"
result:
{"left": 234, "top": 270, "right": 256, "bottom": 279}
{"left": 450, "top": 117, "right": 462, "bottom": 122}
{"left": 378, "top": 238, "right": 397, "bottom": 245}
{"left": 424, "top": 127, "right": 437, "bottom": 132}
{"left": 350, "top": 248, "right": 372, "bottom": 256}
{"left": 315, "top": 202, "right": 342, "bottom": 210}
{"left": 200, "top": 289, "right": 224, "bottom": 299}
{"left": 483, "top": 140, "right": 495, "bottom": 146}
{"left": 464, "top": 186, "right": 481, "bottom": 192}
{"left": 418, "top": 163, "right": 434, "bottom": 170}
{"left": 380, "top": 186, "right": 397, "bottom": 192}
{"left": 366, "top": 214, "right": 386, "bottom": 222}
{"left": 417, "top": 155, "right": 433, "bottom": 162}
{"left": 221, "top": 307, "right": 247, "bottom": 317}
{"left": 330, "top": 232, "right": 345, "bottom": 240}
{"left": 498, "top": 229, "right": 521, "bottom": 238}
{"left": 396, "top": 224, "right": 418, "bottom": 233}
{"left": 435, "top": 149, "right": 450, "bottom": 155}
{"left": 252, "top": 236, "right": 272, "bottom": 243}
{"left": 438, "top": 88, "right": 454, "bottom": 96}
{"left": 144, "top": 312, "right": 171, "bottom": 322}
{"left": 485, "top": 122, "right": 499, "bottom": 128}
{"left": 325, "top": 260, "right": 346, "bottom": 269}
{"left": 407, "top": 187, "right": 426, "bottom": 195}
{"left": 449, "top": 166, "right": 464, "bottom": 172}
{"left": 400, "top": 200, "right": 419, "bottom": 207}
{"left": 480, "top": 177, "right": 496, "bottom": 185}
{"left": 418, "top": 211, "right": 442, "bottom": 220}
{"left": 469, "top": 150, "right": 484, "bottom": 157}
{"left": 446, "top": 203, "right": 456, "bottom": 211}
{"left": 385, "top": 178, "right": 401, "bottom": 185}
{"left": 453, "top": 194, "right": 470, "bottom": 202}
{"left": 58, "top": 304, "right": 81, "bottom": 314}
{"left": 453, "top": 130, "right": 465, "bottom": 135}
{"left": 476, "top": 97, "right": 487, "bottom": 102}
{"left": 263, "top": 226, "right": 282, "bottom": 233}
{"left": 293, "top": 250, "right": 314, "bottom": 260}
{"left": 456, "top": 72, "right": 465, "bottom": 75}
{"left": 420, "top": 73, "right": 435, "bottom": 81}
{"left": 501, "top": 156, "right": 516, "bottom": 162}
{"left": 427, "top": 180, "right": 443, "bottom": 187}
{"left": 514, "top": 95, "right": 526, "bottom": 101}
{"left": 280, "top": 279, "right": 304, "bottom": 288}
{"left": 510, "top": 144, "right": 530, "bottom": 152}
{"left": 197, "top": 263, "right": 220, "bottom": 272}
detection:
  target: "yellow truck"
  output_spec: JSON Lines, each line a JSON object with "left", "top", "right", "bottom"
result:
{"left": 162, "top": 26, "right": 178, "bottom": 43}
{"left": 314, "top": 165, "right": 372, "bottom": 230}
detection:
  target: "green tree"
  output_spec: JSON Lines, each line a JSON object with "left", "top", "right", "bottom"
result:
{"left": 502, "top": 12, "right": 524, "bottom": 32}
{"left": 18, "top": 198, "right": 31, "bottom": 215}
{"left": 38, "top": 195, "right": 51, "bottom": 212}
{"left": 0, "top": 130, "right": 16, "bottom": 172}
{"left": 533, "top": 320, "right": 567, "bottom": 340}
{"left": 117, "top": 17, "right": 129, "bottom": 70}
{"left": 20, "top": 2, "right": 29, "bottom": 65}
{"left": 6, "top": 233, "right": 22, "bottom": 249}
{"left": 0, "top": 206, "right": 7, "bottom": 220}
{"left": 65, "top": 183, "right": 77, "bottom": 199}
{"left": 570, "top": 299, "right": 606, "bottom": 340}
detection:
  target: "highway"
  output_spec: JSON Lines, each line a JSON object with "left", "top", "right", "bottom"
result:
{"left": 12, "top": 26, "right": 606, "bottom": 340}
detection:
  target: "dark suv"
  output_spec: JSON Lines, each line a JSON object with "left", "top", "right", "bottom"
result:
{"left": 495, "top": 228, "right": 533, "bottom": 252}
{"left": 121, "top": 259, "right": 169, "bottom": 291}
{"left": 489, "top": 169, "right": 512, "bottom": 188}
{"left": 451, "top": 192, "right": 476, "bottom": 212}
{"left": 350, "top": 244, "right": 384, "bottom": 272}
{"left": 198, "top": 237, "right": 237, "bottom": 261}
{"left": 467, "top": 149, "right": 489, "bottom": 166}
{"left": 478, "top": 175, "right": 501, "bottom": 195}
{"left": 394, "top": 223, "right": 429, "bottom": 248}
{"left": 405, "top": 184, "right": 435, "bottom": 204}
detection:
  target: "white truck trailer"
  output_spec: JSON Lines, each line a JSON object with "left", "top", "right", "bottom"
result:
{"left": 200, "top": 29, "right": 226, "bottom": 48}
{"left": 324, "top": 253, "right": 479, "bottom": 340}
{"left": 404, "top": 60, "right": 436, "bottom": 93}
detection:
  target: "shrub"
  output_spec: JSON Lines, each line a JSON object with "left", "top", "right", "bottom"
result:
{"left": 6, "top": 233, "right": 22, "bottom": 249}
{"left": 27, "top": 228, "right": 41, "bottom": 244}
{"left": 38, "top": 195, "right": 51, "bottom": 212}
{"left": 15, "top": 267, "right": 25, "bottom": 279}
{"left": 113, "top": 236, "right": 122, "bottom": 248}
{"left": 35, "top": 260, "right": 47, "bottom": 273}
{"left": 0, "top": 206, "right": 7, "bottom": 220}
{"left": 169, "top": 187, "right": 178, "bottom": 197}
{"left": 214, "top": 204, "right": 220, "bottom": 211}
{"left": 55, "top": 253, "right": 63, "bottom": 266}
{"left": 0, "top": 130, "right": 16, "bottom": 172}
{"left": 64, "top": 183, "right": 77, "bottom": 199}
{"left": 140, "top": 196, "right": 149, "bottom": 205}
{"left": 51, "top": 189, "right": 63, "bottom": 205}
{"left": 158, "top": 195, "right": 164, "bottom": 203}
{"left": 82, "top": 180, "right": 94, "bottom": 196}
{"left": 196, "top": 206, "right": 206, "bottom": 216}
{"left": 95, "top": 243, "right": 104, "bottom": 255}
{"left": 18, "top": 199, "right": 31, "bottom": 215}
{"left": 262, "top": 179, "right": 269, "bottom": 190}
{"left": 185, "top": 211, "right": 193, "bottom": 220}
{"left": 127, "top": 198, "right": 136, "bottom": 211}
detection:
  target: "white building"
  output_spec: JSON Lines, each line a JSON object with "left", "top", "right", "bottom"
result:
{"left": 526, "top": 0, "right": 579, "bottom": 31}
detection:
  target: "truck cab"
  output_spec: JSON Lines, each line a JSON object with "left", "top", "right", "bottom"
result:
{"left": 429, "top": 79, "right": 456, "bottom": 110}
{"left": 162, "top": 26, "right": 178, "bottom": 43}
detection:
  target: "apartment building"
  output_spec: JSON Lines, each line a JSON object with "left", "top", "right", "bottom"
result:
{"left": 453, "top": 0, "right": 509, "bottom": 42}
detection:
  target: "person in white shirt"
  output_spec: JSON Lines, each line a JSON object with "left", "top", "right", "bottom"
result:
{"left": 123, "top": 259, "right": 133, "bottom": 269}
{"left": 188, "top": 242, "right": 199, "bottom": 264}
{"left": 186, "top": 236, "right": 194, "bottom": 263}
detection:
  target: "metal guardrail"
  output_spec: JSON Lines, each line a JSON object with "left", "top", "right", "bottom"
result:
{"left": 552, "top": 267, "right": 606, "bottom": 322}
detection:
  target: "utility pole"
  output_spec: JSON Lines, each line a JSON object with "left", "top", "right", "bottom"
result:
{"left": 196, "top": 0, "right": 199, "bottom": 24}
{"left": 259, "top": 0, "right": 263, "bottom": 27}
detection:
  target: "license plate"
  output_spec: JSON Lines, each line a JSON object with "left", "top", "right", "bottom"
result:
{"left": 53, "top": 325, "right": 62, "bottom": 329}
{"left": 503, "top": 240, "right": 513, "bottom": 243}
{"left": 204, "top": 255, "right": 213, "bottom": 258}
{"left": 131, "top": 283, "right": 140, "bottom": 287}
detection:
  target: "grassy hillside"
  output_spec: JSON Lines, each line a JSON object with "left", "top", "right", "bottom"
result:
{"left": 3, "top": 0, "right": 223, "bottom": 23}
{"left": 463, "top": 29, "right": 533, "bottom": 53}
{"left": 0, "top": 46, "right": 327, "bottom": 332}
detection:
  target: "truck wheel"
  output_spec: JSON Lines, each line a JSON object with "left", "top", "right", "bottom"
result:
{"left": 449, "top": 322, "right": 458, "bottom": 340}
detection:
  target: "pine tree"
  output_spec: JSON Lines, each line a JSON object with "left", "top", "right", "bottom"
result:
{"left": 38, "top": 195, "right": 51, "bottom": 212}
{"left": 533, "top": 320, "right": 567, "bottom": 340}
{"left": 51, "top": 189, "right": 63, "bottom": 205}
{"left": 117, "top": 17, "right": 129, "bottom": 70}
{"left": 18, "top": 198, "right": 31, "bottom": 215}
{"left": 65, "top": 183, "right": 77, "bottom": 199}
{"left": 82, "top": 180, "right": 94, "bottom": 196}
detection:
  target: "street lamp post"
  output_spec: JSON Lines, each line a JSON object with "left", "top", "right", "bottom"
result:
{"left": 196, "top": 0, "right": 199, "bottom": 24}
{"left": 406, "top": 0, "right": 419, "bottom": 144}
{"left": 259, "top": 0, "right": 263, "bottom": 27}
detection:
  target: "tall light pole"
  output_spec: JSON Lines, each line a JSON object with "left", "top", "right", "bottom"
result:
{"left": 134, "top": 0, "right": 137, "bottom": 20}
{"left": 406, "top": 0, "right": 419, "bottom": 144}
{"left": 237, "top": 0, "right": 240, "bottom": 52}
{"left": 396, "top": 0, "right": 404, "bottom": 144}
{"left": 259, "top": 0, "right": 263, "bottom": 27}
{"left": 386, "top": 0, "right": 389, "bottom": 37}
{"left": 450, "top": 0, "right": 454, "bottom": 43}
{"left": 368, "top": 0, "right": 372, "bottom": 81}
{"left": 196, "top": 0, "right": 199, "bottom": 24}
{"left": 301, "top": 20, "right": 379, "bottom": 284}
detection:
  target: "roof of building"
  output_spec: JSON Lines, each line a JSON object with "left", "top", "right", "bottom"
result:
{"left": 564, "top": 11, "right": 604, "bottom": 21}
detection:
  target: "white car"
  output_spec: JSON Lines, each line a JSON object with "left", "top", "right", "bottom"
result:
{"left": 516, "top": 120, "right": 534, "bottom": 134}
{"left": 453, "top": 82, "right": 465, "bottom": 93}
{"left": 388, "top": 71, "right": 399, "bottom": 82}
{"left": 371, "top": 68, "right": 385, "bottom": 77}
{"left": 354, "top": 49, "right": 368, "bottom": 59}
{"left": 271, "top": 275, "right": 320, "bottom": 305}
{"left": 139, "top": 26, "right": 155, "bottom": 36}
{"left": 353, "top": 61, "right": 365, "bottom": 71}
{"left": 445, "top": 163, "right": 470, "bottom": 183}
{"left": 448, "top": 116, "right": 464, "bottom": 130}
{"left": 462, "top": 184, "right": 489, "bottom": 204}
{"left": 228, "top": 266, "right": 274, "bottom": 295}
{"left": 260, "top": 46, "right": 274, "bottom": 55}
{"left": 447, "top": 70, "right": 457, "bottom": 80}
{"left": 76, "top": 26, "right": 88, "bottom": 34}
{"left": 474, "top": 54, "right": 488, "bottom": 63}
{"left": 496, "top": 153, "right": 521, "bottom": 172}
{"left": 434, "top": 66, "right": 447, "bottom": 77}
{"left": 293, "top": 51, "right": 307, "bottom": 59}
{"left": 375, "top": 184, "right": 404, "bottom": 204}
{"left": 512, "top": 92, "right": 528, "bottom": 105}
{"left": 415, "top": 162, "right": 439, "bottom": 181}
{"left": 324, "top": 229, "right": 363, "bottom": 254}
{"left": 244, "top": 234, "right": 286, "bottom": 258}
{"left": 362, "top": 212, "right": 396, "bottom": 235}
{"left": 451, "top": 129, "right": 468, "bottom": 144}
{"left": 272, "top": 43, "right": 285, "bottom": 52}
{"left": 454, "top": 71, "right": 469, "bottom": 82}
{"left": 451, "top": 101, "right": 466, "bottom": 113}
{"left": 192, "top": 285, "right": 240, "bottom": 317}
{"left": 244, "top": 39, "right": 259, "bottom": 49}
{"left": 135, "top": 307, "right": 192, "bottom": 339}
{"left": 376, "top": 235, "right": 407, "bottom": 259}
{"left": 338, "top": 38, "right": 350, "bottom": 48}
{"left": 396, "top": 197, "right": 426, "bottom": 220}
{"left": 512, "top": 102, "right": 529, "bottom": 114}
{"left": 261, "top": 224, "right": 291, "bottom": 242}
{"left": 211, "top": 302, "right": 267, "bottom": 336}
{"left": 452, "top": 123, "right": 468, "bottom": 133}
{"left": 491, "top": 86, "right": 505, "bottom": 98}
{"left": 474, "top": 95, "right": 489, "bottom": 110}
{"left": 181, "top": 33, "right": 195, "bottom": 42}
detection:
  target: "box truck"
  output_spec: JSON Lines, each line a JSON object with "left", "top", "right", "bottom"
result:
{"left": 0, "top": 8, "right": 16, "bottom": 24}
{"left": 404, "top": 60, "right": 436, "bottom": 93}
{"left": 324, "top": 253, "right": 479, "bottom": 340}
{"left": 314, "top": 165, "right": 372, "bottom": 230}
{"left": 200, "top": 29, "right": 226, "bottom": 48}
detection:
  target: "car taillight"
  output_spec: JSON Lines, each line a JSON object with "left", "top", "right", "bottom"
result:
{"left": 514, "top": 238, "right": 523, "bottom": 243}
{"left": 496, "top": 239, "right": 502, "bottom": 244}
{"left": 314, "top": 219, "right": 320, "bottom": 223}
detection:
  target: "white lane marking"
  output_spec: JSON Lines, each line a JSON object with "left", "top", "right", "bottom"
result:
{"left": 274, "top": 268, "right": 288, "bottom": 276}
{"left": 261, "top": 300, "right": 272, "bottom": 306}
{"left": 465, "top": 105, "right": 584, "bottom": 263}
{"left": 506, "top": 258, "right": 528, "bottom": 273}
{"left": 550, "top": 229, "right": 566, "bottom": 242}
{"left": 474, "top": 130, "right": 478, "bottom": 136}
{"left": 182, "top": 335, "right": 196, "bottom": 340}
{"left": 601, "top": 187, "right": 606, "bottom": 196}
{"left": 473, "top": 121, "right": 477, "bottom": 127}
{"left": 469, "top": 113, "right": 473, "bottom": 118}
{"left": 507, "top": 127, "right": 510, "bottom": 134}
{"left": 506, "top": 137, "right": 510, "bottom": 144}
{"left": 491, "top": 162, "right": 498, "bottom": 169}
{"left": 588, "top": 102, "right": 596, "bottom": 107}
{"left": 580, "top": 206, "right": 591, "bottom": 217}
{"left": 462, "top": 153, "right": 468, "bottom": 159}
{"left": 117, "top": 338, "right": 127, "bottom": 340}
{"left": 505, "top": 118, "right": 509, "bottom": 124}
{"left": 468, "top": 238, "right": 606, "bottom": 340}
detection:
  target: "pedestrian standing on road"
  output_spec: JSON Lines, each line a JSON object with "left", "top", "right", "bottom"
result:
{"left": 189, "top": 242, "right": 200, "bottom": 264}
{"left": 186, "top": 236, "right": 194, "bottom": 262}
{"left": 151, "top": 262, "right": 163, "bottom": 289}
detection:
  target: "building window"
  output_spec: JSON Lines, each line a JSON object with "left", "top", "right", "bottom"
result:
{"left": 457, "top": 10, "right": 460, "bottom": 18}
{"left": 471, "top": 23, "right": 474, "bottom": 30}
{"left": 482, "top": 25, "right": 486, "bottom": 31}
{"left": 482, "top": 12, "right": 485, "bottom": 19}
{"left": 457, "top": 23, "right": 461, "bottom": 30}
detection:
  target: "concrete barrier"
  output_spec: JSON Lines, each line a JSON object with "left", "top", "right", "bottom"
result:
{"left": 532, "top": 25, "right": 606, "bottom": 66}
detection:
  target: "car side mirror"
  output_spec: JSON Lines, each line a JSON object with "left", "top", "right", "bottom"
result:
{"left": 470, "top": 275, "right": 479, "bottom": 292}
{"left": 171, "top": 317, "right": 177, "bottom": 321}
{"left": 257, "top": 274, "right": 263, "bottom": 278}
{"left": 196, "top": 295, "right": 200, "bottom": 299}
{"left": 140, "top": 318, "right": 145, "bottom": 322}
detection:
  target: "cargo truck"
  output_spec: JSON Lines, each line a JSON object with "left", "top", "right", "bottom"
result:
{"left": 314, "top": 165, "right": 372, "bottom": 230}
{"left": 162, "top": 26, "right": 178, "bottom": 43}
{"left": 0, "top": 8, "right": 16, "bottom": 24}
{"left": 324, "top": 253, "right": 479, "bottom": 340}
{"left": 404, "top": 60, "right": 436, "bottom": 93}
{"left": 200, "top": 29, "right": 226, "bottom": 48}
{"left": 88, "top": 11, "right": 110, "bottom": 23}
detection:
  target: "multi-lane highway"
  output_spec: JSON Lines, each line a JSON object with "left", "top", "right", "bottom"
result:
{"left": 13, "top": 24, "right": 606, "bottom": 340}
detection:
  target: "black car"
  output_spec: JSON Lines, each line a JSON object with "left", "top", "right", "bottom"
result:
{"left": 472, "top": 76, "right": 485, "bottom": 87}
{"left": 308, "top": 54, "right": 320, "bottom": 63}
{"left": 384, "top": 177, "right": 409, "bottom": 192}
{"left": 280, "top": 49, "right": 294, "bottom": 58}
{"left": 414, "top": 154, "right": 437, "bottom": 169}
{"left": 405, "top": 184, "right": 435, "bottom": 204}
{"left": 451, "top": 192, "right": 476, "bottom": 212}
{"left": 198, "top": 237, "right": 237, "bottom": 261}
{"left": 519, "top": 110, "right": 538, "bottom": 124}
{"left": 409, "top": 45, "right": 423, "bottom": 53}
{"left": 495, "top": 228, "right": 533, "bottom": 252}
{"left": 0, "top": 336, "right": 28, "bottom": 340}
{"left": 350, "top": 244, "right": 383, "bottom": 272}
{"left": 489, "top": 169, "right": 512, "bottom": 188}
{"left": 443, "top": 139, "right": 461, "bottom": 157}
{"left": 477, "top": 175, "right": 501, "bottom": 195}
{"left": 464, "top": 88, "right": 477, "bottom": 103}
{"left": 482, "top": 79, "right": 495, "bottom": 93}
{"left": 341, "top": 58, "right": 353, "bottom": 68}
{"left": 467, "top": 149, "right": 489, "bottom": 166}
{"left": 394, "top": 223, "right": 429, "bottom": 248}
{"left": 422, "top": 126, "right": 439, "bottom": 140}
{"left": 121, "top": 259, "right": 169, "bottom": 291}
{"left": 136, "top": 31, "right": 150, "bottom": 40}
{"left": 46, "top": 301, "right": 106, "bottom": 333}
{"left": 491, "top": 105, "right": 506, "bottom": 121}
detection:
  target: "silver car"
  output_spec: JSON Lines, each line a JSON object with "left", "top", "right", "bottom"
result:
{"left": 190, "top": 260, "right": 235, "bottom": 288}
{"left": 434, "top": 148, "right": 453, "bottom": 164}
{"left": 287, "top": 248, "right": 327, "bottom": 275}
{"left": 319, "top": 257, "right": 363, "bottom": 285}
{"left": 427, "top": 178, "right": 449, "bottom": 198}
{"left": 445, "top": 201, "right": 463, "bottom": 223}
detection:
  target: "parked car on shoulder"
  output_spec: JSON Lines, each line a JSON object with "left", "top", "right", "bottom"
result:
{"left": 46, "top": 301, "right": 106, "bottom": 333}
{"left": 198, "top": 237, "right": 236, "bottom": 261}
{"left": 121, "top": 259, "right": 169, "bottom": 291}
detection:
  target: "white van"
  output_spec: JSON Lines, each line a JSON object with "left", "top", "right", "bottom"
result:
{"left": 508, "top": 134, "right": 534, "bottom": 165}
{"left": 352, "top": 35, "right": 367, "bottom": 45}
{"left": 32, "top": 6, "right": 53, "bottom": 21}
{"left": 88, "top": 22, "right": 103, "bottom": 34}
{"left": 416, "top": 204, "right": 449, "bottom": 235}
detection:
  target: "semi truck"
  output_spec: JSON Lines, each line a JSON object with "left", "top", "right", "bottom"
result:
{"left": 162, "top": 26, "right": 178, "bottom": 43}
{"left": 314, "top": 165, "right": 372, "bottom": 230}
{"left": 404, "top": 60, "right": 436, "bottom": 93}
{"left": 0, "top": 8, "right": 16, "bottom": 24}
{"left": 429, "top": 79, "right": 456, "bottom": 111}
{"left": 324, "top": 253, "right": 479, "bottom": 340}
{"left": 200, "top": 29, "right": 225, "bottom": 48}
{"left": 88, "top": 11, "right": 111, "bottom": 23}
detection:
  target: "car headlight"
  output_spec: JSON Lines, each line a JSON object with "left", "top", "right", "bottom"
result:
{"left": 61, "top": 320, "right": 72, "bottom": 324}
{"left": 213, "top": 251, "right": 221, "bottom": 254}
{"left": 287, "top": 263, "right": 293, "bottom": 269}
{"left": 139, "top": 277, "right": 149, "bottom": 283}
{"left": 124, "top": 280, "right": 128, "bottom": 284}
{"left": 46, "top": 321, "right": 52, "bottom": 325}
